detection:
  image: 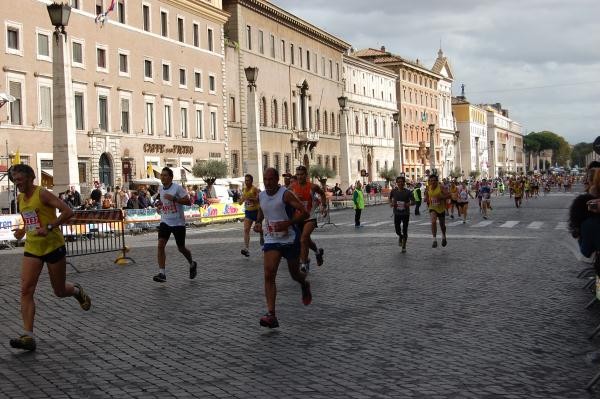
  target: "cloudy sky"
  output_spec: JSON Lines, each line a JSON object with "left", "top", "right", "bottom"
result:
{"left": 271, "top": 0, "right": 599, "bottom": 145}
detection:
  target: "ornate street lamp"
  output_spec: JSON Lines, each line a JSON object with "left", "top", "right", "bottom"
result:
{"left": 244, "top": 67, "right": 258, "bottom": 87}
{"left": 47, "top": 2, "right": 71, "bottom": 36}
{"left": 337, "top": 96, "right": 348, "bottom": 110}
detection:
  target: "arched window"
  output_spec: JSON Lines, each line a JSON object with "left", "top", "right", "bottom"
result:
{"left": 272, "top": 99, "right": 279, "bottom": 127}
{"left": 364, "top": 117, "right": 369, "bottom": 136}
{"left": 374, "top": 119, "right": 378, "bottom": 136}
{"left": 316, "top": 109, "right": 320, "bottom": 131}
{"left": 323, "top": 111, "right": 328, "bottom": 133}
{"left": 283, "top": 101, "right": 289, "bottom": 128}
{"left": 331, "top": 113, "right": 336, "bottom": 134}
{"left": 260, "top": 97, "right": 267, "bottom": 126}
{"left": 382, "top": 120, "right": 386, "bottom": 137}
{"left": 355, "top": 116, "right": 359, "bottom": 135}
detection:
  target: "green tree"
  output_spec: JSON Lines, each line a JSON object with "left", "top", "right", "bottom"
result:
{"left": 450, "top": 166, "right": 462, "bottom": 179}
{"left": 309, "top": 165, "right": 335, "bottom": 185}
{"left": 192, "top": 160, "right": 228, "bottom": 185}
{"left": 378, "top": 167, "right": 398, "bottom": 188}
{"left": 469, "top": 170, "right": 481, "bottom": 180}
{"left": 571, "top": 142, "right": 593, "bottom": 168}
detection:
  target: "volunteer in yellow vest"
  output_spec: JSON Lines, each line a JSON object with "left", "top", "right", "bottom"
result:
{"left": 424, "top": 173, "right": 450, "bottom": 248}
{"left": 353, "top": 181, "right": 365, "bottom": 228}
{"left": 239, "top": 174, "right": 263, "bottom": 257}
{"left": 9, "top": 164, "right": 91, "bottom": 352}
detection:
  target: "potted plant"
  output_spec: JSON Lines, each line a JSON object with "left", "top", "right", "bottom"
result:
{"left": 192, "top": 160, "right": 228, "bottom": 203}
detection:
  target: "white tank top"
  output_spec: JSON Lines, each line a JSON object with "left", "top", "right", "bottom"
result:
{"left": 259, "top": 186, "right": 296, "bottom": 245}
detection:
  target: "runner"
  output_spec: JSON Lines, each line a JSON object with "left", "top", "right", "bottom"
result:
{"left": 513, "top": 178, "right": 523, "bottom": 208}
{"left": 456, "top": 181, "right": 472, "bottom": 224}
{"left": 254, "top": 167, "right": 311, "bottom": 329}
{"left": 389, "top": 175, "right": 413, "bottom": 253}
{"left": 9, "top": 164, "right": 91, "bottom": 351}
{"left": 449, "top": 181, "right": 458, "bottom": 219}
{"left": 290, "top": 165, "right": 327, "bottom": 272}
{"left": 239, "top": 174, "right": 263, "bottom": 257}
{"left": 153, "top": 167, "right": 197, "bottom": 283}
{"left": 479, "top": 179, "right": 492, "bottom": 219}
{"left": 424, "top": 174, "right": 450, "bottom": 248}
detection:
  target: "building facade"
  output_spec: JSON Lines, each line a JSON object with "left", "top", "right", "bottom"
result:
{"left": 484, "top": 103, "right": 524, "bottom": 177}
{"left": 452, "top": 96, "right": 488, "bottom": 179}
{"left": 223, "top": 0, "right": 349, "bottom": 182}
{"left": 342, "top": 54, "right": 397, "bottom": 186}
{"left": 354, "top": 47, "right": 443, "bottom": 181}
{"left": 1, "top": 0, "right": 228, "bottom": 195}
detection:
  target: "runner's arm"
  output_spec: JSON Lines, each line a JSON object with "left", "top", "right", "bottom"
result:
{"left": 283, "top": 190, "right": 309, "bottom": 225}
{"left": 40, "top": 189, "right": 74, "bottom": 227}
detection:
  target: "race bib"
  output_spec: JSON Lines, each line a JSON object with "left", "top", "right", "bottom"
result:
{"left": 22, "top": 210, "right": 41, "bottom": 231}
{"left": 431, "top": 198, "right": 441, "bottom": 206}
{"left": 266, "top": 221, "right": 288, "bottom": 239}
{"left": 161, "top": 203, "right": 178, "bottom": 214}
{"left": 395, "top": 202, "right": 406, "bottom": 210}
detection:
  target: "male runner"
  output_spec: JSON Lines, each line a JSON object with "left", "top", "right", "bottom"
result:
{"left": 424, "top": 174, "right": 450, "bottom": 248}
{"left": 389, "top": 175, "right": 413, "bottom": 253}
{"left": 290, "top": 165, "right": 326, "bottom": 272}
{"left": 254, "top": 167, "right": 311, "bottom": 328}
{"left": 479, "top": 179, "right": 492, "bottom": 219}
{"left": 153, "top": 167, "right": 197, "bottom": 282}
{"left": 239, "top": 174, "right": 263, "bottom": 257}
{"left": 10, "top": 164, "right": 91, "bottom": 351}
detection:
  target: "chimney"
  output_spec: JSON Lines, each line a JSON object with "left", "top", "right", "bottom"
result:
{"left": 380, "top": 46, "right": 385, "bottom": 52}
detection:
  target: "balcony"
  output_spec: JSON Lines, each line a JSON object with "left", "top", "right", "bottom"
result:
{"left": 348, "top": 135, "right": 394, "bottom": 148}
{"left": 293, "top": 130, "right": 320, "bottom": 143}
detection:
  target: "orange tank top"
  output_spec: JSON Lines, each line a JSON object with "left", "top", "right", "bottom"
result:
{"left": 290, "top": 181, "right": 313, "bottom": 213}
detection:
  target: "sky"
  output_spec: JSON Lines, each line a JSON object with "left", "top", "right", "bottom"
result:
{"left": 271, "top": 0, "right": 599, "bottom": 145}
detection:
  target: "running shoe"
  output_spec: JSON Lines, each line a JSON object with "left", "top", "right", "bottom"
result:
{"left": 73, "top": 283, "right": 91, "bottom": 311}
{"left": 401, "top": 237, "right": 407, "bottom": 253}
{"left": 9, "top": 335, "right": 36, "bottom": 351}
{"left": 398, "top": 236, "right": 402, "bottom": 246}
{"left": 300, "top": 260, "right": 310, "bottom": 273}
{"left": 483, "top": 216, "right": 488, "bottom": 220}
{"left": 241, "top": 248, "right": 250, "bottom": 257}
{"left": 259, "top": 312, "right": 279, "bottom": 328}
{"left": 189, "top": 261, "right": 198, "bottom": 279}
{"left": 153, "top": 273, "right": 167, "bottom": 283}
{"left": 316, "top": 248, "right": 324, "bottom": 266}
{"left": 442, "top": 238, "right": 447, "bottom": 247}
{"left": 301, "top": 281, "right": 312, "bottom": 305}
{"left": 432, "top": 240, "right": 438, "bottom": 248}
{"left": 450, "top": 214, "right": 454, "bottom": 219}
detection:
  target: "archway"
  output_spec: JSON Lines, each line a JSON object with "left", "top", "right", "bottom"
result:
{"left": 99, "top": 153, "right": 113, "bottom": 189}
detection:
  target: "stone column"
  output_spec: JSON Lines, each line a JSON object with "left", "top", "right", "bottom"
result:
{"left": 52, "top": 29, "right": 79, "bottom": 193}
{"left": 429, "top": 124, "right": 436, "bottom": 173}
{"left": 245, "top": 72, "right": 263, "bottom": 188}
{"left": 393, "top": 118, "right": 403, "bottom": 176}
{"left": 339, "top": 107, "right": 352, "bottom": 190}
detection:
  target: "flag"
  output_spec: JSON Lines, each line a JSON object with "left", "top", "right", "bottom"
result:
{"left": 147, "top": 162, "right": 153, "bottom": 178}
{"left": 95, "top": 0, "right": 117, "bottom": 26}
{"left": 12, "top": 149, "right": 20, "bottom": 165}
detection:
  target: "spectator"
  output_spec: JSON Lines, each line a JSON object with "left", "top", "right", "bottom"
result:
{"left": 569, "top": 165, "right": 600, "bottom": 262}
{"left": 333, "top": 183, "right": 343, "bottom": 197}
{"left": 137, "top": 187, "right": 152, "bottom": 209}
{"left": 126, "top": 191, "right": 140, "bottom": 209}
{"left": 68, "top": 186, "right": 82, "bottom": 208}
{"left": 90, "top": 181, "right": 102, "bottom": 209}
{"left": 101, "top": 193, "right": 113, "bottom": 209}
{"left": 115, "top": 186, "right": 129, "bottom": 209}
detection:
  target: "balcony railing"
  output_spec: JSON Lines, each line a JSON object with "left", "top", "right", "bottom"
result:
{"left": 348, "top": 135, "right": 394, "bottom": 148}
{"left": 294, "top": 130, "right": 320, "bottom": 142}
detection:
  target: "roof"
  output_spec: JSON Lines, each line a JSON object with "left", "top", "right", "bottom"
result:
{"left": 353, "top": 47, "right": 441, "bottom": 78}
{"left": 431, "top": 49, "right": 454, "bottom": 81}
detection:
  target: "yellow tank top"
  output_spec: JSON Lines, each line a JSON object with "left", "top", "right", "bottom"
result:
{"left": 242, "top": 186, "right": 259, "bottom": 211}
{"left": 427, "top": 185, "right": 445, "bottom": 213}
{"left": 18, "top": 186, "right": 65, "bottom": 256}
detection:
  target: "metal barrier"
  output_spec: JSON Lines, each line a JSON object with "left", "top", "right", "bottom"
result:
{"left": 62, "top": 209, "right": 135, "bottom": 272}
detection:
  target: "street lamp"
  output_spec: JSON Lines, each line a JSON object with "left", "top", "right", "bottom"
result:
{"left": 47, "top": 2, "right": 71, "bottom": 36}
{"left": 428, "top": 124, "right": 435, "bottom": 174}
{"left": 244, "top": 67, "right": 258, "bottom": 88}
{"left": 244, "top": 66, "right": 263, "bottom": 188}
{"left": 338, "top": 96, "right": 351, "bottom": 190}
{"left": 337, "top": 95, "right": 348, "bottom": 110}
{"left": 393, "top": 112, "right": 403, "bottom": 176}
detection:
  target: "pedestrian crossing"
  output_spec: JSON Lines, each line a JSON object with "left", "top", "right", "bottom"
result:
{"left": 326, "top": 219, "right": 569, "bottom": 231}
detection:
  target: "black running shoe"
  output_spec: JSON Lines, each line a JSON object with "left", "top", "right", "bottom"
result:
{"left": 442, "top": 237, "right": 447, "bottom": 247}
{"left": 316, "top": 248, "right": 324, "bottom": 266}
{"left": 153, "top": 273, "right": 166, "bottom": 283}
{"left": 301, "top": 281, "right": 312, "bottom": 306}
{"left": 73, "top": 283, "right": 91, "bottom": 311}
{"left": 259, "top": 312, "right": 279, "bottom": 328}
{"left": 300, "top": 260, "right": 310, "bottom": 273}
{"left": 189, "top": 261, "right": 198, "bottom": 279}
{"left": 10, "top": 335, "right": 36, "bottom": 351}
{"left": 241, "top": 248, "right": 250, "bottom": 257}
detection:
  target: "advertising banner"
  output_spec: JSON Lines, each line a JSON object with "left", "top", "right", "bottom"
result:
{"left": 0, "top": 213, "right": 22, "bottom": 241}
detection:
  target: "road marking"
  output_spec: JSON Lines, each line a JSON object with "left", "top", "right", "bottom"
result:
{"left": 369, "top": 221, "right": 389, "bottom": 227}
{"left": 527, "top": 221, "right": 544, "bottom": 229}
{"left": 500, "top": 221, "right": 520, "bottom": 228}
{"left": 555, "top": 222, "right": 568, "bottom": 230}
{"left": 419, "top": 221, "right": 431, "bottom": 226}
{"left": 447, "top": 220, "right": 464, "bottom": 227}
{"left": 472, "top": 220, "right": 494, "bottom": 228}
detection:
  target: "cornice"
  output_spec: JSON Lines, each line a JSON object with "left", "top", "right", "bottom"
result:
{"left": 235, "top": 0, "right": 350, "bottom": 52}
{"left": 163, "top": 0, "right": 230, "bottom": 24}
{"left": 343, "top": 55, "right": 398, "bottom": 79}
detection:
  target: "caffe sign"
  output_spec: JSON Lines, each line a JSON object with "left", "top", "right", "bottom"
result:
{"left": 143, "top": 143, "right": 194, "bottom": 155}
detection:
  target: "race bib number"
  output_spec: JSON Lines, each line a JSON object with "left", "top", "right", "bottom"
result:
{"left": 161, "top": 203, "right": 178, "bottom": 214}
{"left": 22, "top": 210, "right": 41, "bottom": 231}
{"left": 395, "top": 202, "right": 405, "bottom": 210}
{"left": 266, "top": 221, "right": 288, "bottom": 239}
{"left": 431, "top": 198, "right": 441, "bottom": 206}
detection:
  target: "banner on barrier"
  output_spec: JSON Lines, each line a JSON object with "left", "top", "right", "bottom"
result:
{"left": 201, "top": 203, "right": 244, "bottom": 224}
{"left": 124, "top": 204, "right": 244, "bottom": 224}
{"left": 0, "top": 214, "right": 23, "bottom": 241}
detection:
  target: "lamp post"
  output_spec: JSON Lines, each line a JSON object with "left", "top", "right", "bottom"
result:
{"left": 474, "top": 136, "right": 480, "bottom": 176}
{"left": 244, "top": 66, "right": 263, "bottom": 188}
{"left": 47, "top": 2, "right": 79, "bottom": 193}
{"left": 393, "top": 112, "right": 403, "bottom": 176}
{"left": 428, "top": 124, "right": 436, "bottom": 174}
{"left": 489, "top": 139, "right": 495, "bottom": 178}
{"left": 513, "top": 145, "right": 517, "bottom": 174}
{"left": 338, "top": 96, "right": 352, "bottom": 190}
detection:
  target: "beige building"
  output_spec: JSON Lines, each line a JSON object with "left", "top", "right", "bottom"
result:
{"left": 342, "top": 54, "right": 397, "bottom": 184}
{"left": 484, "top": 103, "right": 524, "bottom": 176}
{"left": 223, "top": 0, "right": 349, "bottom": 180}
{"left": 452, "top": 95, "right": 489, "bottom": 178}
{"left": 354, "top": 47, "right": 443, "bottom": 181}
{"left": 1, "top": 0, "right": 228, "bottom": 196}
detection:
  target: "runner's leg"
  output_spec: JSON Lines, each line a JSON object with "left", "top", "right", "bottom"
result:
{"left": 263, "top": 250, "right": 282, "bottom": 315}
{"left": 20, "top": 257, "right": 44, "bottom": 333}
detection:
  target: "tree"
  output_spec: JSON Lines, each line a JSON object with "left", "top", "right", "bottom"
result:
{"left": 192, "top": 160, "right": 228, "bottom": 185}
{"left": 449, "top": 166, "right": 462, "bottom": 179}
{"left": 571, "top": 142, "right": 593, "bottom": 168}
{"left": 309, "top": 165, "right": 335, "bottom": 185}
{"left": 378, "top": 167, "right": 398, "bottom": 188}
{"left": 469, "top": 170, "right": 481, "bottom": 180}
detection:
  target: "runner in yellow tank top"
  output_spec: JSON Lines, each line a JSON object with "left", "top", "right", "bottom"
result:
{"left": 239, "top": 174, "right": 263, "bottom": 257}
{"left": 424, "top": 174, "right": 450, "bottom": 248}
{"left": 9, "top": 164, "right": 91, "bottom": 352}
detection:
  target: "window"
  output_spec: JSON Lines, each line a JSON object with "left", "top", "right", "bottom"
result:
{"left": 39, "top": 84, "right": 52, "bottom": 128}
{"left": 299, "top": 47, "right": 303, "bottom": 67}
{"left": 210, "top": 111, "right": 217, "bottom": 140}
{"left": 180, "top": 107, "right": 188, "bottom": 138}
{"left": 99, "top": 95, "right": 108, "bottom": 131}
{"left": 207, "top": 28, "right": 213, "bottom": 51}
{"left": 162, "top": 62, "right": 170, "bottom": 83}
{"left": 331, "top": 113, "right": 335, "bottom": 134}
{"left": 321, "top": 57, "right": 325, "bottom": 76}
{"left": 329, "top": 60, "right": 333, "bottom": 79}
{"left": 74, "top": 92, "right": 85, "bottom": 130}
{"left": 262, "top": 153, "right": 269, "bottom": 170}
{"left": 37, "top": 31, "right": 50, "bottom": 60}
{"left": 232, "top": 151, "right": 240, "bottom": 176}
{"left": 258, "top": 30, "right": 264, "bottom": 54}
{"left": 177, "top": 17, "right": 184, "bottom": 42}
{"left": 144, "top": 59, "right": 153, "bottom": 80}
{"left": 290, "top": 43, "right": 295, "bottom": 65}
{"left": 246, "top": 25, "right": 252, "bottom": 50}
{"left": 72, "top": 40, "right": 84, "bottom": 67}
{"left": 284, "top": 154, "right": 291, "bottom": 174}
{"left": 229, "top": 96, "right": 236, "bottom": 122}
{"left": 160, "top": 10, "right": 168, "bottom": 37}
{"left": 274, "top": 154, "right": 281, "bottom": 171}
{"left": 332, "top": 157, "right": 337, "bottom": 175}
{"left": 6, "top": 24, "right": 21, "bottom": 54}
{"left": 164, "top": 104, "right": 172, "bottom": 136}
{"left": 142, "top": 4, "right": 150, "bottom": 31}
{"left": 283, "top": 102, "right": 288, "bottom": 128}
{"left": 121, "top": 98, "right": 130, "bottom": 133}
{"left": 306, "top": 50, "right": 310, "bottom": 70}
{"left": 194, "top": 71, "right": 202, "bottom": 90}
{"left": 260, "top": 97, "right": 266, "bottom": 126}
{"left": 96, "top": 0, "right": 103, "bottom": 15}
{"left": 179, "top": 68, "right": 187, "bottom": 87}
{"left": 96, "top": 46, "right": 108, "bottom": 71}
{"left": 336, "top": 63, "right": 340, "bottom": 81}
{"left": 71, "top": 0, "right": 80, "bottom": 9}
{"left": 118, "top": 0, "right": 126, "bottom": 24}
{"left": 195, "top": 109, "right": 203, "bottom": 139}
{"left": 292, "top": 102, "right": 297, "bottom": 129}
{"left": 9, "top": 81, "right": 22, "bottom": 125}
{"left": 119, "top": 51, "right": 129, "bottom": 75}
{"left": 308, "top": 106, "right": 313, "bottom": 130}
{"left": 270, "top": 34, "right": 275, "bottom": 58}
{"left": 209, "top": 75, "right": 216, "bottom": 93}
{"left": 145, "top": 101, "right": 154, "bottom": 135}
{"left": 193, "top": 23, "right": 199, "bottom": 47}
{"left": 281, "top": 40, "right": 286, "bottom": 62}
{"left": 272, "top": 100, "right": 278, "bottom": 127}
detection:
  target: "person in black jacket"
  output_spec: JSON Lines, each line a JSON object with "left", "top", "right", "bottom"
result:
{"left": 90, "top": 181, "right": 102, "bottom": 209}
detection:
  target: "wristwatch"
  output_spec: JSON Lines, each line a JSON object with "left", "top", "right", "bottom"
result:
{"left": 46, "top": 224, "right": 54, "bottom": 231}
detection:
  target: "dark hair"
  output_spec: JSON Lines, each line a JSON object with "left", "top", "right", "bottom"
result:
{"left": 245, "top": 174, "right": 254, "bottom": 182}
{"left": 588, "top": 161, "right": 600, "bottom": 169}
{"left": 11, "top": 164, "right": 35, "bottom": 180}
{"left": 161, "top": 167, "right": 173, "bottom": 178}
{"left": 296, "top": 165, "right": 307, "bottom": 172}
{"left": 396, "top": 176, "right": 405, "bottom": 182}
{"left": 569, "top": 193, "right": 595, "bottom": 238}
{"left": 264, "top": 167, "right": 280, "bottom": 180}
